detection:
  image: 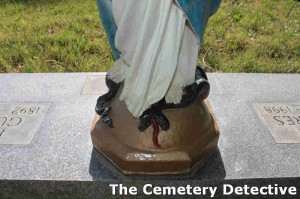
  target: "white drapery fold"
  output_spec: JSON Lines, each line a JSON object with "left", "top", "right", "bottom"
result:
{"left": 109, "top": 0, "right": 199, "bottom": 118}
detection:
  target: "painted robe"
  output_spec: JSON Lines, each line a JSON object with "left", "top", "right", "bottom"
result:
{"left": 96, "top": 0, "right": 221, "bottom": 118}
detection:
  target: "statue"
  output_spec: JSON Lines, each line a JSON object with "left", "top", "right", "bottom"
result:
{"left": 91, "top": 0, "right": 221, "bottom": 174}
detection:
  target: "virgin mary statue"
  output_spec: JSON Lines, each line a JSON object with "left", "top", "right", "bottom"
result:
{"left": 96, "top": 0, "right": 221, "bottom": 130}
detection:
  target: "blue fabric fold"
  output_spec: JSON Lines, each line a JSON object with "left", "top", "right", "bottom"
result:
{"left": 96, "top": 0, "right": 221, "bottom": 60}
{"left": 96, "top": 0, "right": 120, "bottom": 60}
{"left": 175, "top": 0, "right": 221, "bottom": 44}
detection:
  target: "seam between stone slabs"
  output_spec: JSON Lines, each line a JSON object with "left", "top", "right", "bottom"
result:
{"left": 80, "top": 74, "right": 107, "bottom": 96}
{"left": 29, "top": 102, "right": 53, "bottom": 146}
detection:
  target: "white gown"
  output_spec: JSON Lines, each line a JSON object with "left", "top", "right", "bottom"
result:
{"left": 108, "top": 0, "right": 199, "bottom": 118}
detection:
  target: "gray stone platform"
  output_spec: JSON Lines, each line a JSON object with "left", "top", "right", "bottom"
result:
{"left": 0, "top": 73, "right": 299, "bottom": 197}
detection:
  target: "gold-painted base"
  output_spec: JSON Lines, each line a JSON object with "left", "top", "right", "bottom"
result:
{"left": 91, "top": 96, "right": 219, "bottom": 175}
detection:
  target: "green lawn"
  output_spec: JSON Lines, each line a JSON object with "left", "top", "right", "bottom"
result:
{"left": 0, "top": 0, "right": 299, "bottom": 73}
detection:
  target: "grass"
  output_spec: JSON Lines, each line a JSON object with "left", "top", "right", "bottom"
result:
{"left": 0, "top": 0, "right": 299, "bottom": 73}
{"left": 200, "top": 0, "right": 300, "bottom": 73}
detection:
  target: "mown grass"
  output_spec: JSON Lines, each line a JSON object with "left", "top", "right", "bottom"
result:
{"left": 0, "top": 0, "right": 299, "bottom": 73}
{"left": 200, "top": 0, "right": 300, "bottom": 73}
{"left": 0, "top": 0, "right": 113, "bottom": 73}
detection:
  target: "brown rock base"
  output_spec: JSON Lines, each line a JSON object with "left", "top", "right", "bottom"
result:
{"left": 91, "top": 96, "right": 219, "bottom": 175}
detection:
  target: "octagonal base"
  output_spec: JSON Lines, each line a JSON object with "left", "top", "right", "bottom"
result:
{"left": 91, "top": 96, "right": 219, "bottom": 175}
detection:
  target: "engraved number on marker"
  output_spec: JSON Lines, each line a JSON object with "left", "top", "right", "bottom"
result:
{"left": 0, "top": 117, "right": 23, "bottom": 127}
{"left": 0, "top": 129, "right": 4, "bottom": 136}
{"left": 11, "top": 107, "right": 41, "bottom": 115}
{"left": 0, "top": 117, "right": 7, "bottom": 126}
{"left": 264, "top": 106, "right": 292, "bottom": 114}
{"left": 7, "top": 117, "right": 22, "bottom": 126}
{"left": 264, "top": 106, "right": 300, "bottom": 128}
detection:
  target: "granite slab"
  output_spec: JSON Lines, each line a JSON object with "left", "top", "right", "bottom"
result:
{"left": 0, "top": 73, "right": 299, "bottom": 197}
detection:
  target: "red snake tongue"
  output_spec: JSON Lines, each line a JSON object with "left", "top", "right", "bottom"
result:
{"left": 151, "top": 119, "right": 161, "bottom": 148}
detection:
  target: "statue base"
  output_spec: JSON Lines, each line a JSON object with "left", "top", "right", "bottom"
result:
{"left": 91, "top": 96, "right": 219, "bottom": 175}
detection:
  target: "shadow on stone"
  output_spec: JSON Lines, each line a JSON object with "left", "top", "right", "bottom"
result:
{"left": 89, "top": 147, "right": 226, "bottom": 181}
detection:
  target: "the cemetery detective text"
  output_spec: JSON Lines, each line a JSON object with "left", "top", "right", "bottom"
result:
{"left": 109, "top": 184, "right": 297, "bottom": 197}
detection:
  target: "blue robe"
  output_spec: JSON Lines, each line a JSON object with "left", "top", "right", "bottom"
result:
{"left": 96, "top": 0, "right": 221, "bottom": 60}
